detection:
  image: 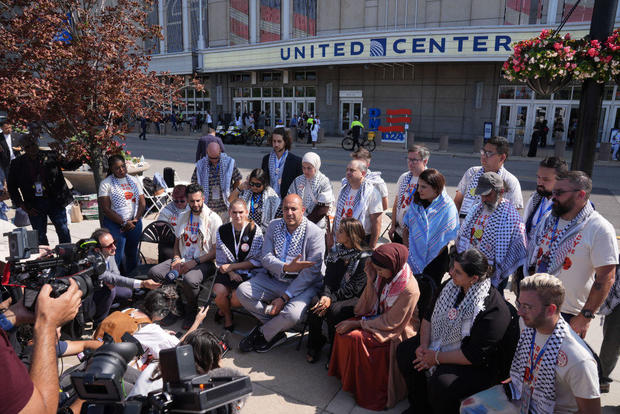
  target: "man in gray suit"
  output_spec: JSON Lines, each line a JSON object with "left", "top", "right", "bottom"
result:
{"left": 237, "top": 194, "right": 325, "bottom": 352}
{"left": 90, "top": 228, "right": 161, "bottom": 323}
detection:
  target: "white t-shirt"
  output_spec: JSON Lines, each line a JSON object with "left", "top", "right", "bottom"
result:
{"left": 395, "top": 172, "right": 419, "bottom": 236}
{"left": 176, "top": 209, "right": 221, "bottom": 260}
{"left": 367, "top": 169, "right": 389, "bottom": 199}
{"left": 532, "top": 211, "right": 619, "bottom": 315}
{"left": 157, "top": 203, "right": 188, "bottom": 232}
{"left": 98, "top": 175, "right": 144, "bottom": 221}
{"left": 527, "top": 326, "right": 600, "bottom": 413}
{"left": 457, "top": 166, "right": 523, "bottom": 215}
{"left": 132, "top": 323, "right": 179, "bottom": 366}
{"left": 340, "top": 186, "right": 383, "bottom": 235}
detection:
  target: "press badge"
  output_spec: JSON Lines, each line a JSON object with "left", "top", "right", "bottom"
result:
{"left": 34, "top": 181, "right": 43, "bottom": 197}
{"left": 211, "top": 186, "right": 221, "bottom": 200}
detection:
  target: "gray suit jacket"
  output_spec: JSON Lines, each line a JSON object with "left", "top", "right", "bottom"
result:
{"left": 260, "top": 218, "right": 325, "bottom": 298}
{"left": 99, "top": 256, "right": 140, "bottom": 289}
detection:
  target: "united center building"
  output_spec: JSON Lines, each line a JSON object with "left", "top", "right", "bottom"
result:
{"left": 147, "top": 0, "right": 620, "bottom": 145}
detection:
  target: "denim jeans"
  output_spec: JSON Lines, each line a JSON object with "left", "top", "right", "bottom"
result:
{"left": 28, "top": 198, "right": 71, "bottom": 245}
{"left": 600, "top": 305, "right": 620, "bottom": 381}
{"left": 103, "top": 217, "right": 142, "bottom": 275}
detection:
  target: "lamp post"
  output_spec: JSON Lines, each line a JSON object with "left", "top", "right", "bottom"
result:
{"left": 197, "top": 0, "right": 205, "bottom": 50}
{"left": 571, "top": 0, "right": 619, "bottom": 176}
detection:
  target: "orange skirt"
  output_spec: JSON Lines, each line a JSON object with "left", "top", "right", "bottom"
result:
{"left": 328, "top": 328, "right": 391, "bottom": 411}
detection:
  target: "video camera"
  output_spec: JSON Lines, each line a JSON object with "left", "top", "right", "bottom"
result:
{"left": 71, "top": 343, "right": 252, "bottom": 414}
{"left": 3, "top": 228, "right": 106, "bottom": 310}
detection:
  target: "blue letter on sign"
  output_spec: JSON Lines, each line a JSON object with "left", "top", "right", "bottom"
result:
{"left": 350, "top": 41, "right": 364, "bottom": 55}
{"left": 369, "top": 108, "right": 381, "bottom": 117}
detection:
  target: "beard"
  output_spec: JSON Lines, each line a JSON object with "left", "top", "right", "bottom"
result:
{"left": 191, "top": 204, "right": 203, "bottom": 214}
{"left": 536, "top": 185, "right": 552, "bottom": 198}
{"left": 483, "top": 198, "right": 500, "bottom": 211}
{"left": 552, "top": 198, "right": 572, "bottom": 216}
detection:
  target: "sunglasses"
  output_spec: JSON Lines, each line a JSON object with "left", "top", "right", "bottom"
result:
{"left": 101, "top": 240, "right": 116, "bottom": 249}
{"left": 173, "top": 199, "right": 187, "bottom": 204}
{"left": 249, "top": 182, "right": 263, "bottom": 188}
{"left": 551, "top": 189, "right": 580, "bottom": 197}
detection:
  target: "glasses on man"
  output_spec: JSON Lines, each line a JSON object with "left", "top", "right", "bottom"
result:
{"left": 480, "top": 149, "right": 498, "bottom": 158}
{"left": 551, "top": 189, "right": 580, "bottom": 197}
{"left": 249, "top": 182, "right": 263, "bottom": 188}
{"left": 173, "top": 199, "right": 186, "bottom": 204}
{"left": 407, "top": 157, "right": 423, "bottom": 163}
{"left": 101, "top": 240, "right": 116, "bottom": 249}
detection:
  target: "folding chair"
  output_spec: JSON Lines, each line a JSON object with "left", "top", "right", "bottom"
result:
{"left": 139, "top": 176, "right": 171, "bottom": 217}
{"left": 379, "top": 208, "right": 393, "bottom": 239}
{"left": 131, "top": 220, "right": 176, "bottom": 278}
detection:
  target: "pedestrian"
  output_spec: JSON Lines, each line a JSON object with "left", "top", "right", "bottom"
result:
{"left": 599, "top": 264, "right": 620, "bottom": 393}
{"left": 310, "top": 120, "right": 319, "bottom": 148}
{"left": 139, "top": 117, "right": 147, "bottom": 140}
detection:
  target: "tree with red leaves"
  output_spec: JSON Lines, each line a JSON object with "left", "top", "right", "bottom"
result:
{"left": 0, "top": 0, "right": 186, "bottom": 194}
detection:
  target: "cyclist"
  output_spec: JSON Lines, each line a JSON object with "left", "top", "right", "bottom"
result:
{"left": 349, "top": 116, "right": 364, "bottom": 149}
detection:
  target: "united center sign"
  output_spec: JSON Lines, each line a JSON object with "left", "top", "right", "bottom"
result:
{"left": 198, "top": 27, "right": 588, "bottom": 72}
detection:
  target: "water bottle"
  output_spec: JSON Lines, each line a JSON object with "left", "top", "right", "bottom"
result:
{"left": 165, "top": 269, "right": 179, "bottom": 284}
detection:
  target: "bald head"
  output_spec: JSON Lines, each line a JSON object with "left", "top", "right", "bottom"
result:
{"left": 207, "top": 142, "right": 221, "bottom": 165}
{"left": 282, "top": 194, "right": 305, "bottom": 230}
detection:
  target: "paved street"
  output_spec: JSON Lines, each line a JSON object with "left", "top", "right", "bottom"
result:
{"left": 51, "top": 133, "right": 620, "bottom": 413}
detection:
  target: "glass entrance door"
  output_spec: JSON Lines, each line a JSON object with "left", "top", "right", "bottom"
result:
{"left": 515, "top": 105, "right": 528, "bottom": 144}
{"left": 340, "top": 100, "right": 363, "bottom": 134}
{"left": 284, "top": 101, "right": 293, "bottom": 127}
{"left": 549, "top": 106, "right": 569, "bottom": 145}
{"left": 497, "top": 105, "right": 512, "bottom": 141}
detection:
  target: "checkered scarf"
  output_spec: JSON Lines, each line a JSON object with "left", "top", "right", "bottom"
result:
{"left": 365, "top": 169, "right": 383, "bottom": 190}
{"left": 325, "top": 245, "right": 365, "bottom": 284}
{"left": 457, "top": 199, "right": 526, "bottom": 287}
{"left": 109, "top": 175, "right": 140, "bottom": 218}
{"left": 195, "top": 153, "right": 236, "bottom": 207}
{"left": 268, "top": 150, "right": 288, "bottom": 195}
{"left": 333, "top": 178, "right": 373, "bottom": 236}
{"left": 526, "top": 202, "right": 594, "bottom": 276}
{"left": 238, "top": 186, "right": 280, "bottom": 231}
{"left": 371, "top": 263, "right": 413, "bottom": 315}
{"left": 429, "top": 278, "right": 491, "bottom": 353}
{"left": 509, "top": 317, "right": 570, "bottom": 414}
{"left": 272, "top": 217, "right": 308, "bottom": 261}
{"left": 396, "top": 172, "right": 416, "bottom": 220}
{"left": 289, "top": 172, "right": 333, "bottom": 215}
{"left": 461, "top": 166, "right": 509, "bottom": 215}
{"left": 216, "top": 223, "right": 263, "bottom": 265}
{"left": 524, "top": 192, "right": 545, "bottom": 237}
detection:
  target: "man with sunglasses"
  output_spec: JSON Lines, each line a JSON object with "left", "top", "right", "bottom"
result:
{"left": 454, "top": 136, "right": 523, "bottom": 220}
{"left": 158, "top": 184, "right": 189, "bottom": 231}
{"left": 524, "top": 171, "right": 618, "bottom": 339}
{"left": 89, "top": 228, "right": 161, "bottom": 323}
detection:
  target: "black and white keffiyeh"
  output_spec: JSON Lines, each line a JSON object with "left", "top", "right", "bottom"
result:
{"left": 272, "top": 217, "right": 308, "bottom": 260}
{"left": 509, "top": 317, "right": 571, "bottom": 414}
{"left": 429, "top": 278, "right": 491, "bottom": 353}
{"left": 289, "top": 172, "right": 333, "bottom": 215}
{"left": 333, "top": 178, "right": 373, "bottom": 235}
{"left": 526, "top": 202, "right": 594, "bottom": 276}
{"left": 216, "top": 224, "right": 263, "bottom": 266}
{"left": 195, "top": 153, "right": 236, "bottom": 207}
{"left": 524, "top": 192, "right": 545, "bottom": 237}
{"left": 396, "top": 172, "right": 415, "bottom": 218}
{"left": 461, "top": 166, "right": 511, "bottom": 215}
{"left": 325, "top": 244, "right": 365, "bottom": 285}
{"left": 457, "top": 199, "right": 526, "bottom": 287}
{"left": 268, "top": 150, "right": 288, "bottom": 195}
{"left": 110, "top": 175, "right": 140, "bottom": 218}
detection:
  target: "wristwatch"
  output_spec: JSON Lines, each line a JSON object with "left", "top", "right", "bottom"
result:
{"left": 580, "top": 309, "right": 595, "bottom": 319}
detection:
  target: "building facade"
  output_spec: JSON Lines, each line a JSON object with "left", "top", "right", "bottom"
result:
{"left": 147, "top": 0, "right": 620, "bottom": 144}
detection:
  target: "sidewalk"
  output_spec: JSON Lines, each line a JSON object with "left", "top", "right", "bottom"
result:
{"left": 33, "top": 216, "right": 620, "bottom": 413}
{"left": 127, "top": 131, "right": 620, "bottom": 166}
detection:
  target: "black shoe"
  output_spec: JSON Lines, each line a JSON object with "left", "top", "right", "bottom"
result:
{"left": 158, "top": 313, "right": 179, "bottom": 327}
{"left": 239, "top": 326, "right": 261, "bottom": 353}
{"left": 255, "top": 331, "right": 287, "bottom": 353}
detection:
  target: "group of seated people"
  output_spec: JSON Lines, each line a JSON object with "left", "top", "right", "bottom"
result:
{"left": 1, "top": 128, "right": 615, "bottom": 414}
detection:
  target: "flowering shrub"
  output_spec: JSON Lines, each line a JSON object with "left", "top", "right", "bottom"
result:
{"left": 602, "top": 29, "right": 620, "bottom": 81}
{"left": 574, "top": 38, "right": 610, "bottom": 83}
{"left": 503, "top": 30, "right": 578, "bottom": 83}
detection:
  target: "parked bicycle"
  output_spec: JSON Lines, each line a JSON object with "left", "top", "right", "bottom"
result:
{"left": 341, "top": 131, "right": 376, "bottom": 152}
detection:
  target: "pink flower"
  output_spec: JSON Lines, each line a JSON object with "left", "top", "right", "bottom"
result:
{"left": 591, "top": 39, "right": 600, "bottom": 47}
{"left": 515, "top": 66, "right": 521, "bottom": 72}
{"left": 587, "top": 48, "right": 598, "bottom": 57}
{"left": 554, "top": 42, "right": 563, "bottom": 51}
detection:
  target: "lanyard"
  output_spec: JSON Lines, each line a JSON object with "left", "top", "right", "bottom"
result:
{"left": 232, "top": 222, "right": 248, "bottom": 258}
{"left": 547, "top": 217, "right": 560, "bottom": 248}
{"left": 250, "top": 193, "right": 261, "bottom": 214}
{"left": 527, "top": 331, "right": 551, "bottom": 385}
{"left": 280, "top": 231, "right": 292, "bottom": 262}
{"left": 189, "top": 212, "right": 199, "bottom": 235}
{"left": 210, "top": 161, "right": 220, "bottom": 176}
{"left": 275, "top": 150, "right": 288, "bottom": 173}
{"left": 534, "top": 198, "right": 552, "bottom": 227}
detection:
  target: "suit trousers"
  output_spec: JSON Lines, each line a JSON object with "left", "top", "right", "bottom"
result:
{"left": 236, "top": 272, "right": 318, "bottom": 341}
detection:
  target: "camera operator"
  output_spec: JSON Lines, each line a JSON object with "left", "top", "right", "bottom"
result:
{"left": 0, "top": 279, "right": 81, "bottom": 414}
{"left": 90, "top": 228, "right": 161, "bottom": 323}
